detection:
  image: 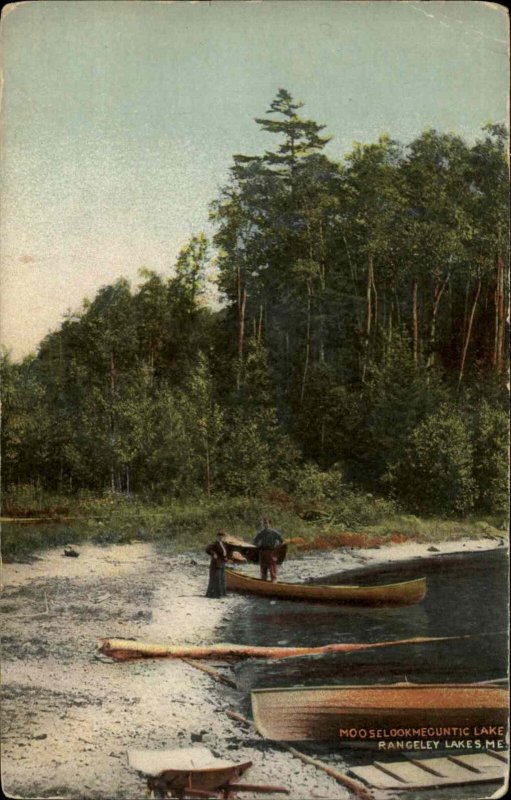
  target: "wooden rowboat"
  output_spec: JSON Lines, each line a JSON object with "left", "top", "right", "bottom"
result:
{"left": 226, "top": 569, "right": 426, "bottom": 605}
{"left": 251, "top": 683, "right": 509, "bottom": 742}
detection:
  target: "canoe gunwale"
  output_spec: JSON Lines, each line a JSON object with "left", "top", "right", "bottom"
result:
{"left": 251, "top": 682, "right": 508, "bottom": 696}
{"left": 227, "top": 570, "right": 425, "bottom": 591}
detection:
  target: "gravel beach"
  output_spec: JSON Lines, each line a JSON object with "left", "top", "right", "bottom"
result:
{"left": 1, "top": 536, "right": 504, "bottom": 799}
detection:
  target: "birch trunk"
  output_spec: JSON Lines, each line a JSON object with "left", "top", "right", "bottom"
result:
{"left": 427, "top": 274, "right": 449, "bottom": 371}
{"left": 495, "top": 254, "right": 506, "bottom": 373}
{"left": 412, "top": 279, "right": 418, "bottom": 365}
{"left": 362, "top": 252, "right": 373, "bottom": 382}
{"left": 300, "top": 282, "right": 312, "bottom": 404}
{"left": 99, "top": 634, "right": 464, "bottom": 662}
{"left": 458, "top": 276, "right": 482, "bottom": 388}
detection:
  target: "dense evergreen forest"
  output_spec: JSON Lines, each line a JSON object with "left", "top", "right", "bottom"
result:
{"left": 2, "top": 91, "right": 509, "bottom": 517}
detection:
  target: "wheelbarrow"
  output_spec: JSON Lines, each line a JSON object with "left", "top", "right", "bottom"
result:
{"left": 128, "top": 746, "right": 290, "bottom": 799}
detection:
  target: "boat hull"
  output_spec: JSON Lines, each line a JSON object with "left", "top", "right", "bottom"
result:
{"left": 251, "top": 684, "right": 509, "bottom": 742}
{"left": 226, "top": 569, "right": 426, "bottom": 605}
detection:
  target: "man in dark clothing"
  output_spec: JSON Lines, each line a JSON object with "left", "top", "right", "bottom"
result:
{"left": 205, "top": 529, "right": 229, "bottom": 597}
{"left": 253, "top": 518, "right": 284, "bottom": 582}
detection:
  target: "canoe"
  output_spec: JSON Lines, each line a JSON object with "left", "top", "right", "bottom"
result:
{"left": 128, "top": 746, "right": 252, "bottom": 793}
{"left": 226, "top": 569, "right": 426, "bottom": 605}
{"left": 251, "top": 683, "right": 509, "bottom": 742}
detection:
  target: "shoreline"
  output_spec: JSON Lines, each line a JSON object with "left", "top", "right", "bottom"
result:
{"left": 1, "top": 536, "right": 507, "bottom": 799}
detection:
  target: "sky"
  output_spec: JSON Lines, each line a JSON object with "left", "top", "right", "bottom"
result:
{"left": 0, "top": 0, "right": 508, "bottom": 360}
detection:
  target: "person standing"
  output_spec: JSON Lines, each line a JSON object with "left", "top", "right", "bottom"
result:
{"left": 205, "top": 529, "right": 229, "bottom": 597}
{"left": 253, "top": 518, "right": 284, "bottom": 582}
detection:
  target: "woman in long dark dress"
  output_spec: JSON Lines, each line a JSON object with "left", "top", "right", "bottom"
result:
{"left": 205, "top": 529, "right": 229, "bottom": 597}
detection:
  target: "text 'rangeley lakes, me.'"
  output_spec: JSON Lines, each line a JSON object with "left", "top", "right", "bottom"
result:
{"left": 339, "top": 726, "right": 508, "bottom": 751}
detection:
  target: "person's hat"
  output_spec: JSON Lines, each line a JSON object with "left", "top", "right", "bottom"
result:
{"left": 217, "top": 529, "right": 226, "bottom": 537}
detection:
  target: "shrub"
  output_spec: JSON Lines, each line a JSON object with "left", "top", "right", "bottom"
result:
{"left": 330, "top": 491, "right": 398, "bottom": 528}
{"left": 472, "top": 402, "right": 509, "bottom": 514}
{"left": 293, "top": 463, "right": 344, "bottom": 506}
{"left": 397, "top": 406, "right": 476, "bottom": 515}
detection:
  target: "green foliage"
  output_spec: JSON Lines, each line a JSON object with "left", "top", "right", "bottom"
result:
{"left": 398, "top": 406, "right": 477, "bottom": 516}
{"left": 1, "top": 91, "right": 508, "bottom": 518}
{"left": 292, "top": 463, "right": 344, "bottom": 506}
{"left": 472, "top": 401, "right": 509, "bottom": 514}
{"left": 220, "top": 412, "right": 272, "bottom": 496}
{"left": 255, "top": 87, "right": 331, "bottom": 178}
{"left": 329, "top": 492, "right": 399, "bottom": 530}
{"left": 174, "top": 233, "right": 209, "bottom": 306}
{"left": 179, "top": 353, "right": 225, "bottom": 495}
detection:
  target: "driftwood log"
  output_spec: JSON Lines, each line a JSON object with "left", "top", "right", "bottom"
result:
{"left": 223, "top": 709, "right": 372, "bottom": 800}
{"left": 98, "top": 634, "right": 470, "bottom": 662}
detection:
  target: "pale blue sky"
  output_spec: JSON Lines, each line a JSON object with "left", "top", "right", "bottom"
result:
{"left": 1, "top": 0, "right": 508, "bottom": 359}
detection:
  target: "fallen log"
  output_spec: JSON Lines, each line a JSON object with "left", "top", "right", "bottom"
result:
{"left": 284, "top": 745, "right": 372, "bottom": 800}
{"left": 98, "top": 633, "right": 473, "bottom": 662}
{"left": 222, "top": 708, "right": 371, "bottom": 800}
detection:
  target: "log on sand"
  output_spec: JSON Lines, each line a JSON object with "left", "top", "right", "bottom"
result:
{"left": 225, "top": 709, "right": 372, "bottom": 800}
{"left": 98, "top": 633, "right": 471, "bottom": 662}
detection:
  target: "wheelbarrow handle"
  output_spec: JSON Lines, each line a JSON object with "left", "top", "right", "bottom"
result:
{"left": 224, "top": 784, "right": 290, "bottom": 794}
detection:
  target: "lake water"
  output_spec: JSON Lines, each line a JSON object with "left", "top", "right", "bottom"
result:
{"left": 230, "top": 547, "right": 508, "bottom": 692}
{"left": 228, "top": 547, "right": 508, "bottom": 799}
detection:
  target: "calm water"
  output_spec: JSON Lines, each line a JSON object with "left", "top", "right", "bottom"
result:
{"left": 230, "top": 547, "right": 508, "bottom": 691}
{"left": 228, "top": 548, "right": 509, "bottom": 798}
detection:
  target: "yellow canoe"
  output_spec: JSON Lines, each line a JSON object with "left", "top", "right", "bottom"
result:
{"left": 226, "top": 569, "right": 426, "bottom": 605}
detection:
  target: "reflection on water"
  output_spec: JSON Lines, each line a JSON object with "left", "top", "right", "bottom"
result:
{"left": 231, "top": 548, "right": 508, "bottom": 699}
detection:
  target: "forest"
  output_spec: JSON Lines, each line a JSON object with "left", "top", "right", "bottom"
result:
{"left": 1, "top": 90, "right": 509, "bottom": 519}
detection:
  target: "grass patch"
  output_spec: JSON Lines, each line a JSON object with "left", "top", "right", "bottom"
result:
{"left": 1, "top": 487, "right": 507, "bottom": 560}
{"left": 1, "top": 492, "right": 311, "bottom": 560}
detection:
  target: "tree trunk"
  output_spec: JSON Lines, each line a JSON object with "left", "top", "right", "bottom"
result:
{"left": 300, "top": 283, "right": 312, "bottom": 404}
{"left": 342, "top": 233, "right": 356, "bottom": 282}
{"left": 370, "top": 261, "right": 378, "bottom": 335}
{"left": 99, "top": 634, "right": 460, "bottom": 662}
{"left": 394, "top": 288, "right": 401, "bottom": 326}
{"left": 427, "top": 274, "right": 449, "bottom": 371}
{"left": 412, "top": 279, "right": 418, "bottom": 365}
{"left": 494, "top": 254, "right": 506, "bottom": 373}
{"left": 362, "top": 252, "right": 373, "bottom": 382}
{"left": 149, "top": 345, "right": 155, "bottom": 387}
{"left": 110, "top": 350, "right": 116, "bottom": 493}
{"left": 236, "top": 263, "right": 247, "bottom": 389}
{"left": 458, "top": 276, "right": 482, "bottom": 388}
{"left": 205, "top": 442, "right": 211, "bottom": 497}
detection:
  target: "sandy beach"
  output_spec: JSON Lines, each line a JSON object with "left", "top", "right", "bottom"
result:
{"left": 1, "top": 535, "right": 505, "bottom": 800}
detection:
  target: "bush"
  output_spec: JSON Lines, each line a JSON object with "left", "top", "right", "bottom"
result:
{"left": 472, "top": 402, "right": 509, "bottom": 514}
{"left": 293, "top": 463, "right": 344, "bottom": 506}
{"left": 397, "top": 406, "right": 476, "bottom": 515}
{"left": 330, "top": 491, "right": 398, "bottom": 528}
